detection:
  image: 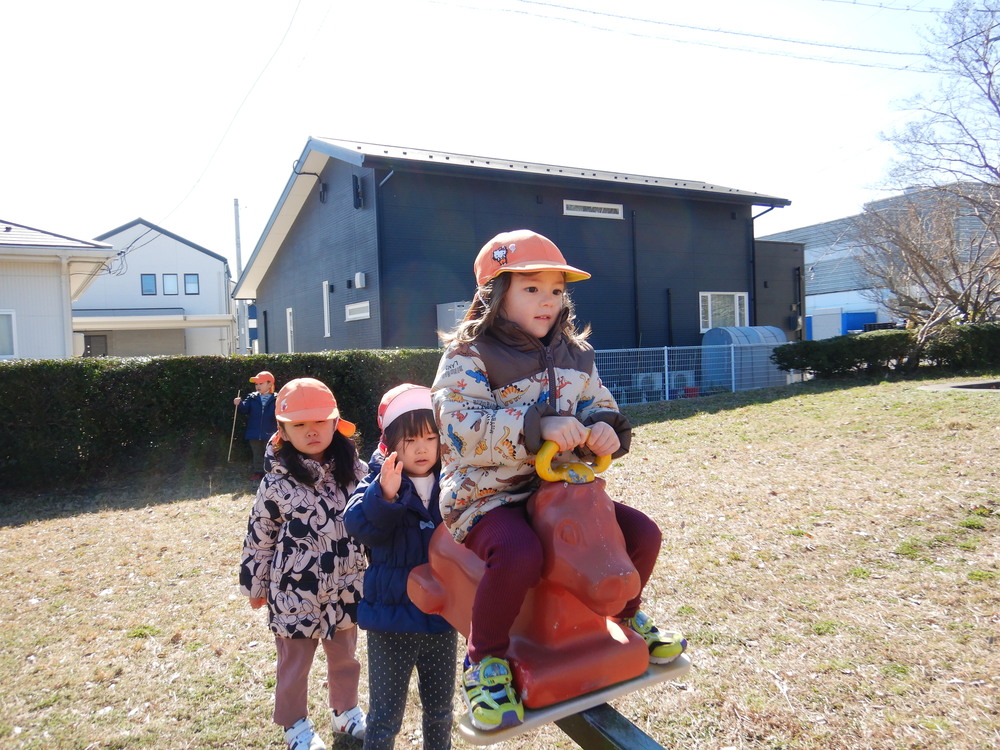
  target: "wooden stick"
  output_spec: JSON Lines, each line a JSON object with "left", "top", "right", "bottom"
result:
{"left": 228, "top": 390, "right": 241, "bottom": 462}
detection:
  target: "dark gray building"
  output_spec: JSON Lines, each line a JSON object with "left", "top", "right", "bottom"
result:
{"left": 233, "top": 138, "right": 800, "bottom": 351}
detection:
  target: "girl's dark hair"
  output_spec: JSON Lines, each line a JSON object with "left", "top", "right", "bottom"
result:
{"left": 382, "top": 409, "right": 441, "bottom": 474}
{"left": 275, "top": 431, "right": 359, "bottom": 490}
{"left": 441, "top": 271, "right": 591, "bottom": 346}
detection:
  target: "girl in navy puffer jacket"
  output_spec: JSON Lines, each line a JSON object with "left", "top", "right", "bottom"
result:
{"left": 234, "top": 370, "right": 278, "bottom": 481}
{"left": 345, "top": 384, "right": 457, "bottom": 750}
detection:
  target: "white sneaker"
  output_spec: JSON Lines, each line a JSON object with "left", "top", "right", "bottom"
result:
{"left": 332, "top": 705, "right": 367, "bottom": 740}
{"left": 285, "top": 717, "right": 327, "bottom": 750}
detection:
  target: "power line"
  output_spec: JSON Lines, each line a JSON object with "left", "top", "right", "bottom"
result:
{"left": 158, "top": 0, "right": 305, "bottom": 227}
{"left": 517, "top": 0, "right": 926, "bottom": 57}
{"left": 814, "top": 0, "right": 948, "bottom": 13}
{"left": 106, "top": 0, "right": 305, "bottom": 275}
{"left": 454, "top": 0, "right": 933, "bottom": 71}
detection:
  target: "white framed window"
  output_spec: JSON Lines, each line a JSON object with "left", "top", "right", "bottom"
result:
{"left": 699, "top": 292, "right": 748, "bottom": 333}
{"left": 345, "top": 301, "right": 370, "bottom": 322}
{"left": 285, "top": 307, "right": 295, "bottom": 353}
{"left": 563, "top": 199, "right": 624, "bottom": 220}
{"left": 0, "top": 310, "right": 16, "bottom": 358}
{"left": 322, "top": 281, "right": 331, "bottom": 338}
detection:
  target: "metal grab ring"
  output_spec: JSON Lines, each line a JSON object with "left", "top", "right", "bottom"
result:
{"left": 535, "top": 435, "right": 613, "bottom": 484}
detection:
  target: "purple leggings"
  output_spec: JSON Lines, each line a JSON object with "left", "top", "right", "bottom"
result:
{"left": 463, "top": 501, "right": 662, "bottom": 662}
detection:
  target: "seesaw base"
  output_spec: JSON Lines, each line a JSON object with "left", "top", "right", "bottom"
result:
{"left": 456, "top": 653, "right": 692, "bottom": 746}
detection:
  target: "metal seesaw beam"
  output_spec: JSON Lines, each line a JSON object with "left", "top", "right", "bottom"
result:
{"left": 556, "top": 703, "right": 666, "bottom": 750}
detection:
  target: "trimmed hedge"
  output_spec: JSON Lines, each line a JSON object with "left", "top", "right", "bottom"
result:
{"left": 922, "top": 323, "right": 1000, "bottom": 369}
{"left": 770, "top": 323, "right": 1000, "bottom": 377}
{"left": 770, "top": 329, "right": 915, "bottom": 377}
{"left": 0, "top": 350, "right": 440, "bottom": 491}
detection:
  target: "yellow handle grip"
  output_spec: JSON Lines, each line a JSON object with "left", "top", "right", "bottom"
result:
{"left": 535, "top": 434, "right": 613, "bottom": 484}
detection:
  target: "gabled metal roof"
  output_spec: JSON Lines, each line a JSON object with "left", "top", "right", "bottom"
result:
{"left": 0, "top": 219, "right": 115, "bottom": 300}
{"left": 233, "top": 138, "right": 791, "bottom": 299}
{"left": 0, "top": 220, "right": 111, "bottom": 252}
{"left": 310, "top": 138, "right": 792, "bottom": 206}
{"left": 96, "top": 218, "right": 230, "bottom": 267}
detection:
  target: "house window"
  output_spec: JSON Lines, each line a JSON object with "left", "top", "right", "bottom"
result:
{"left": 141, "top": 274, "right": 156, "bottom": 295}
{"left": 84, "top": 334, "right": 108, "bottom": 357}
{"left": 563, "top": 199, "right": 624, "bottom": 220}
{"left": 322, "top": 281, "right": 331, "bottom": 337}
{"left": 184, "top": 274, "right": 200, "bottom": 294}
{"left": 345, "top": 301, "right": 370, "bottom": 321}
{"left": 699, "top": 292, "right": 748, "bottom": 332}
{"left": 0, "top": 310, "right": 15, "bottom": 357}
{"left": 286, "top": 307, "right": 295, "bottom": 353}
{"left": 163, "top": 274, "right": 178, "bottom": 295}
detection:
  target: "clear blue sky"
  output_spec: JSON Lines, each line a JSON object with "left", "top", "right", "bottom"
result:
{"left": 2, "top": 0, "right": 948, "bottom": 271}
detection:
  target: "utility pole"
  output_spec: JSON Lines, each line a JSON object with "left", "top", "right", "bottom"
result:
{"left": 234, "top": 198, "right": 248, "bottom": 354}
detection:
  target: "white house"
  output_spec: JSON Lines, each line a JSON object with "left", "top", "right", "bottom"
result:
{"left": 0, "top": 220, "right": 114, "bottom": 359}
{"left": 73, "top": 219, "right": 236, "bottom": 356}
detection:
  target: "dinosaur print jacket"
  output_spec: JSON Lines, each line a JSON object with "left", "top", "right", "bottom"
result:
{"left": 432, "top": 321, "right": 631, "bottom": 543}
{"left": 240, "top": 453, "right": 368, "bottom": 639}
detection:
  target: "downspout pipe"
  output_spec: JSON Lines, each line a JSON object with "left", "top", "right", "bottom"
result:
{"left": 60, "top": 256, "right": 73, "bottom": 357}
{"left": 375, "top": 169, "right": 395, "bottom": 347}
{"left": 665, "top": 288, "right": 673, "bottom": 347}
{"left": 630, "top": 210, "right": 640, "bottom": 347}
{"left": 748, "top": 206, "right": 777, "bottom": 326}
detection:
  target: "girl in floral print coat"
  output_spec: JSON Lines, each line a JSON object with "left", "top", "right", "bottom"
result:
{"left": 432, "top": 230, "right": 686, "bottom": 733}
{"left": 240, "top": 377, "right": 368, "bottom": 750}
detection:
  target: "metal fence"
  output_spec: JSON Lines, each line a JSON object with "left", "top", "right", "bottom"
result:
{"left": 595, "top": 343, "right": 795, "bottom": 406}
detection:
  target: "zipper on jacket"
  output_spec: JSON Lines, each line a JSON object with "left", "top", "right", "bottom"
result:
{"left": 543, "top": 345, "right": 557, "bottom": 409}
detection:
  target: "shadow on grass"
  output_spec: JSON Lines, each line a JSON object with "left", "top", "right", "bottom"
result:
{"left": 0, "top": 459, "right": 255, "bottom": 528}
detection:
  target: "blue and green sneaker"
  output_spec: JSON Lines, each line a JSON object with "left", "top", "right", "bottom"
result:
{"left": 462, "top": 655, "right": 524, "bottom": 731}
{"left": 625, "top": 611, "right": 687, "bottom": 664}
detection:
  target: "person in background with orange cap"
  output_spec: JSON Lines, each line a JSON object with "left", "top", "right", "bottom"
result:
{"left": 344, "top": 384, "right": 457, "bottom": 750}
{"left": 240, "top": 377, "right": 368, "bottom": 750}
{"left": 234, "top": 370, "right": 278, "bottom": 482}
{"left": 432, "top": 230, "right": 686, "bottom": 732}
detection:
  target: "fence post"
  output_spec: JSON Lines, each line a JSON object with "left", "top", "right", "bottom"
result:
{"left": 662, "top": 346, "right": 670, "bottom": 401}
{"left": 730, "top": 344, "right": 736, "bottom": 393}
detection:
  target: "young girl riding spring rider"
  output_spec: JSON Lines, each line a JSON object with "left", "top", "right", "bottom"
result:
{"left": 432, "top": 229, "right": 686, "bottom": 731}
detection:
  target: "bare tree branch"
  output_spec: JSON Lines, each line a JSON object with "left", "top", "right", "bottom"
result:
{"left": 847, "top": 186, "right": 1000, "bottom": 335}
{"left": 886, "top": 1, "right": 1000, "bottom": 188}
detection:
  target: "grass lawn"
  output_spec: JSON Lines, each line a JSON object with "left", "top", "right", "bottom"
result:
{"left": 1, "top": 375, "right": 997, "bottom": 749}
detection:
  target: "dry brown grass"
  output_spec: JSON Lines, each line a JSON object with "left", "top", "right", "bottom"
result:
{"left": 1, "top": 375, "right": 998, "bottom": 749}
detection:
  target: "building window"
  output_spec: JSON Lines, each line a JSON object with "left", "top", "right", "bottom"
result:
{"left": 84, "top": 334, "right": 108, "bottom": 357}
{"left": 163, "top": 274, "right": 179, "bottom": 295}
{"left": 700, "top": 292, "right": 748, "bottom": 332}
{"left": 563, "top": 199, "right": 624, "bottom": 220}
{"left": 141, "top": 274, "right": 156, "bottom": 295}
{"left": 0, "top": 310, "right": 15, "bottom": 357}
{"left": 184, "top": 274, "right": 200, "bottom": 294}
{"left": 322, "top": 281, "right": 331, "bottom": 337}
{"left": 345, "top": 301, "right": 370, "bottom": 321}
{"left": 286, "top": 307, "right": 295, "bottom": 353}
